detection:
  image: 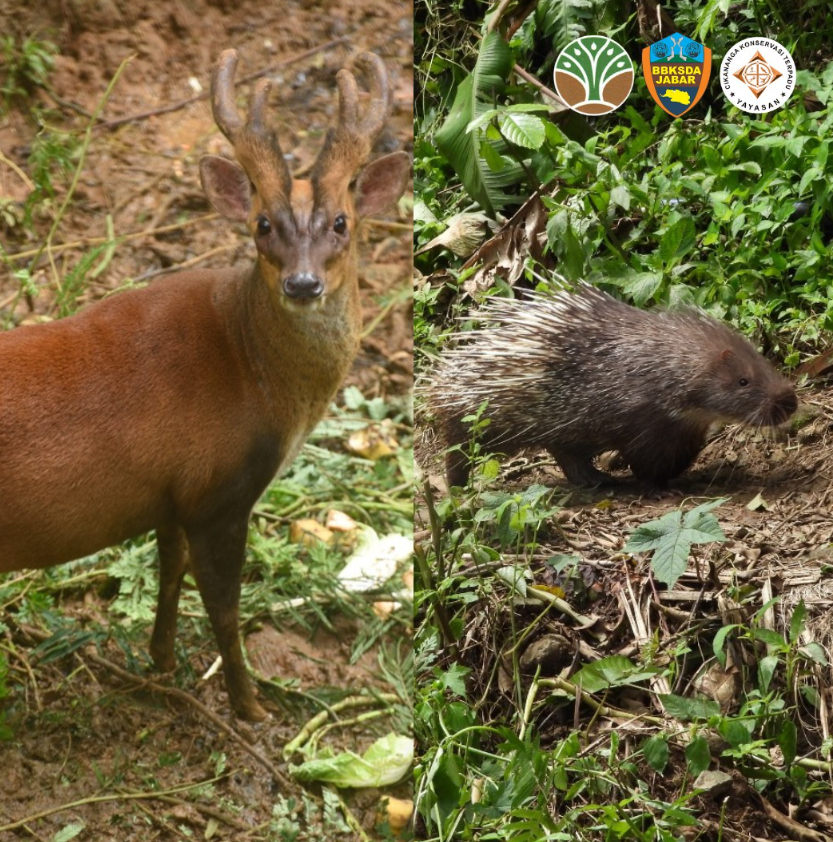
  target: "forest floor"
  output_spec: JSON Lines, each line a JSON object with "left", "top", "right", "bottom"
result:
{"left": 416, "top": 368, "right": 833, "bottom": 839}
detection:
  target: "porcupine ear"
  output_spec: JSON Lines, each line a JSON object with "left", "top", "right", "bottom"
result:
{"left": 719, "top": 348, "right": 734, "bottom": 362}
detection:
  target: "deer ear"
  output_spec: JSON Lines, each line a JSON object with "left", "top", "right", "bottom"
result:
{"left": 200, "top": 155, "right": 251, "bottom": 222}
{"left": 354, "top": 151, "right": 410, "bottom": 219}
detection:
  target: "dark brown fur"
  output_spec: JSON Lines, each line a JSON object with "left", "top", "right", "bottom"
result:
{"left": 0, "top": 51, "right": 410, "bottom": 721}
{"left": 429, "top": 284, "right": 797, "bottom": 488}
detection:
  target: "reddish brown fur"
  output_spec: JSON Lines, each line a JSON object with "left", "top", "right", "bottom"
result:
{"left": 0, "top": 50, "right": 410, "bottom": 721}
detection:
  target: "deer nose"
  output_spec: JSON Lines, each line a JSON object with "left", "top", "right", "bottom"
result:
{"left": 282, "top": 272, "right": 324, "bottom": 301}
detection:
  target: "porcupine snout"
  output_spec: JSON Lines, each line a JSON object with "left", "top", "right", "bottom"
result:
{"left": 762, "top": 383, "right": 798, "bottom": 426}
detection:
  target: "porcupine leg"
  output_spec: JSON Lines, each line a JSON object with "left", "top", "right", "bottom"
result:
{"left": 445, "top": 448, "right": 471, "bottom": 487}
{"left": 624, "top": 426, "right": 706, "bottom": 486}
{"left": 442, "top": 414, "right": 473, "bottom": 487}
{"left": 547, "top": 446, "right": 612, "bottom": 487}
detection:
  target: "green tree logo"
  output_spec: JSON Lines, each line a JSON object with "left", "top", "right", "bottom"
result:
{"left": 554, "top": 36, "right": 634, "bottom": 115}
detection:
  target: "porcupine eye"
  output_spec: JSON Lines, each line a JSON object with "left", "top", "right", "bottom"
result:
{"left": 738, "top": 378, "right": 749, "bottom": 387}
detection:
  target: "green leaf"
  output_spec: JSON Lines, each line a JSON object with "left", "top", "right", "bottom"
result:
{"left": 685, "top": 736, "right": 712, "bottom": 777}
{"left": 434, "top": 32, "right": 523, "bottom": 214}
{"left": 53, "top": 824, "right": 86, "bottom": 842}
{"left": 498, "top": 112, "right": 546, "bottom": 149}
{"left": 431, "top": 749, "right": 464, "bottom": 821}
{"left": 719, "top": 717, "right": 753, "bottom": 747}
{"left": 800, "top": 642, "right": 828, "bottom": 666}
{"left": 625, "top": 510, "right": 682, "bottom": 554}
{"left": 480, "top": 139, "right": 505, "bottom": 172}
{"left": 621, "top": 271, "right": 662, "bottom": 305}
{"left": 441, "top": 662, "right": 470, "bottom": 697}
{"left": 758, "top": 655, "right": 778, "bottom": 692}
{"left": 643, "top": 735, "right": 669, "bottom": 773}
{"left": 789, "top": 600, "right": 807, "bottom": 643}
{"left": 749, "top": 135, "right": 787, "bottom": 148}
{"left": 750, "top": 627, "right": 786, "bottom": 648}
{"left": 659, "top": 693, "right": 720, "bottom": 722}
{"left": 712, "top": 624, "right": 738, "bottom": 667}
{"left": 571, "top": 656, "right": 656, "bottom": 693}
{"left": 625, "top": 500, "right": 727, "bottom": 588}
{"left": 496, "top": 565, "right": 530, "bottom": 597}
{"left": 659, "top": 217, "right": 696, "bottom": 266}
{"left": 798, "top": 167, "right": 821, "bottom": 196}
{"left": 562, "top": 226, "right": 586, "bottom": 279}
{"left": 609, "top": 184, "right": 631, "bottom": 211}
{"left": 779, "top": 720, "right": 797, "bottom": 766}
{"left": 466, "top": 102, "right": 550, "bottom": 133}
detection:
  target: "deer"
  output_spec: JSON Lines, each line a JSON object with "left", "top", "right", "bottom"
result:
{"left": 0, "top": 49, "right": 410, "bottom": 721}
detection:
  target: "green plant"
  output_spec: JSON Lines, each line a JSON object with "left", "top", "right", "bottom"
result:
{"left": 25, "top": 129, "right": 81, "bottom": 223}
{"left": 434, "top": 32, "right": 525, "bottom": 215}
{"left": 624, "top": 498, "right": 728, "bottom": 588}
{"left": 0, "top": 34, "right": 57, "bottom": 115}
{"left": 416, "top": 3, "right": 833, "bottom": 363}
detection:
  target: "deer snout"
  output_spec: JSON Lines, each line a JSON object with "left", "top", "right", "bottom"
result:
{"left": 283, "top": 272, "right": 325, "bottom": 301}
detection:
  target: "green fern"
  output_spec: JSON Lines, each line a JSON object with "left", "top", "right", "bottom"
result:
{"left": 537, "top": 0, "right": 597, "bottom": 52}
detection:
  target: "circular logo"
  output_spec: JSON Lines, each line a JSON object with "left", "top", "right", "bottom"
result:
{"left": 720, "top": 38, "right": 795, "bottom": 112}
{"left": 554, "top": 36, "right": 634, "bottom": 115}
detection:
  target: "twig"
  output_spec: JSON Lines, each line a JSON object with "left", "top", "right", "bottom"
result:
{"left": 0, "top": 775, "right": 228, "bottom": 833}
{"left": 513, "top": 63, "right": 566, "bottom": 106}
{"left": 41, "top": 85, "right": 93, "bottom": 119}
{"left": 152, "top": 794, "right": 251, "bottom": 832}
{"left": 360, "top": 283, "right": 410, "bottom": 338}
{"left": 336, "top": 790, "right": 372, "bottom": 841}
{"left": 283, "top": 693, "right": 400, "bottom": 759}
{"left": 0, "top": 148, "right": 35, "bottom": 190}
{"left": 5, "top": 213, "right": 220, "bottom": 262}
{"left": 486, "top": 0, "right": 518, "bottom": 33}
{"left": 538, "top": 676, "right": 667, "bottom": 726}
{"left": 505, "top": 0, "right": 541, "bottom": 39}
{"left": 27, "top": 55, "right": 133, "bottom": 288}
{"left": 96, "top": 37, "right": 350, "bottom": 131}
{"left": 123, "top": 795, "right": 193, "bottom": 841}
{"left": 15, "top": 623, "right": 290, "bottom": 787}
{"left": 132, "top": 244, "right": 238, "bottom": 283}
{"left": 84, "top": 649, "right": 292, "bottom": 788}
{"left": 0, "top": 641, "right": 41, "bottom": 712}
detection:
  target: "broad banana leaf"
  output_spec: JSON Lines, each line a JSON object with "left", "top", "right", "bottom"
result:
{"left": 434, "top": 32, "right": 524, "bottom": 215}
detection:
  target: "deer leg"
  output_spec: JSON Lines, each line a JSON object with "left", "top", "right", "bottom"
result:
{"left": 149, "top": 522, "right": 189, "bottom": 673}
{"left": 186, "top": 514, "right": 267, "bottom": 722}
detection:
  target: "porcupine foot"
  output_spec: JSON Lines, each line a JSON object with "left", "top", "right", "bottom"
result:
{"left": 548, "top": 447, "right": 616, "bottom": 488}
{"left": 445, "top": 448, "right": 471, "bottom": 488}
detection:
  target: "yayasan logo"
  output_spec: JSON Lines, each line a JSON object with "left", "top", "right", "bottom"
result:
{"left": 554, "top": 36, "right": 634, "bottom": 115}
{"left": 720, "top": 38, "right": 795, "bottom": 112}
{"left": 642, "top": 33, "right": 712, "bottom": 117}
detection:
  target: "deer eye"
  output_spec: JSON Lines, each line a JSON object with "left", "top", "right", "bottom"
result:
{"left": 256, "top": 215, "right": 272, "bottom": 236}
{"left": 333, "top": 214, "right": 348, "bottom": 235}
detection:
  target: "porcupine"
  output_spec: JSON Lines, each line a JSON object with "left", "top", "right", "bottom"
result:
{"left": 428, "top": 283, "right": 798, "bottom": 488}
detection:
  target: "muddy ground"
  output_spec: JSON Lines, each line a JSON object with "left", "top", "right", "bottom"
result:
{"left": 0, "top": 0, "right": 413, "bottom": 839}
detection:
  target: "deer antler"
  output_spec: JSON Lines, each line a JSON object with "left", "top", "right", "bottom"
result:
{"left": 211, "top": 49, "right": 292, "bottom": 201}
{"left": 312, "top": 52, "right": 391, "bottom": 201}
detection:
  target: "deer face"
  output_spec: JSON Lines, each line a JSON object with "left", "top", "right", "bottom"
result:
{"left": 200, "top": 51, "right": 409, "bottom": 312}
